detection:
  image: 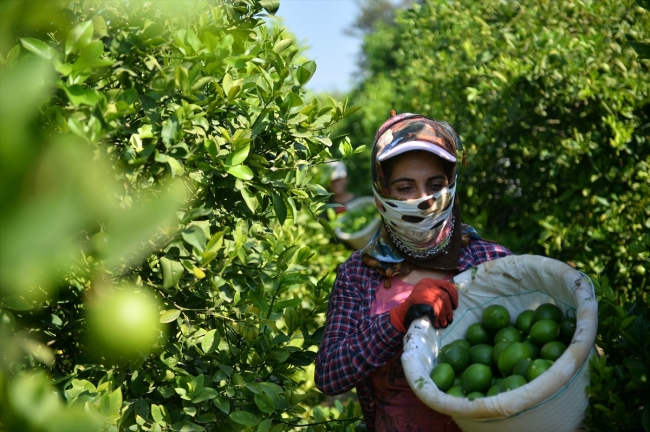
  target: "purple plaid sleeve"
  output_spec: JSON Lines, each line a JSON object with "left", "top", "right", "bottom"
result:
{"left": 315, "top": 252, "right": 403, "bottom": 397}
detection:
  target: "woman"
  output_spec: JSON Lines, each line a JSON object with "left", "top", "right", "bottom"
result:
{"left": 315, "top": 112, "right": 512, "bottom": 431}
{"left": 325, "top": 161, "right": 356, "bottom": 214}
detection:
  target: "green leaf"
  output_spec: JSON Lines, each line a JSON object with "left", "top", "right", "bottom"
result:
{"left": 72, "top": 54, "right": 114, "bottom": 72}
{"left": 134, "top": 398, "right": 149, "bottom": 422}
{"left": 212, "top": 396, "right": 230, "bottom": 414}
{"left": 226, "top": 164, "right": 254, "bottom": 180}
{"left": 318, "top": 218, "right": 336, "bottom": 238}
{"left": 628, "top": 41, "right": 650, "bottom": 59}
{"left": 272, "top": 297, "right": 301, "bottom": 311}
{"left": 182, "top": 225, "right": 207, "bottom": 252}
{"left": 99, "top": 388, "right": 122, "bottom": 422}
{"left": 167, "top": 156, "right": 184, "bottom": 176}
{"left": 273, "top": 193, "right": 287, "bottom": 225}
{"left": 254, "top": 393, "right": 275, "bottom": 413}
{"left": 151, "top": 404, "right": 168, "bottom": 426}
{"left": 637, "top": 0, "right": 650, "bottom": 11}
{"left": 249, "top": 290, "right": 269, "bottom": 315}
{"left": 257, "top": 419, "right": 273, "bottom": 432}
{"left": 170, "top": 421, "right": 206, "bottom": 432}
{"left": 229, "top": 410, "right": 259, "bottom": 426}
{"left": 5, "top": 44, "right": 20, "bottom": 64}
{"left": 344, "top": 105, "right": 362, "bottom": 117}
{"left": 66, "top": 21, "right": 94, "bottom": 56}
{"left": 92, "top": 16, "right": 109, "bottom": 38}
{"left": 201, "top": 329, "right": 220, "bottom": 354}
{"left": 160, "top": 257, "right": 184, "bottom": 288}
{"left": 192, "top": 387, "right": 218, "bottom": 403}
{"left": 175, "top": 66, "right": 190, "bottom": 94}
{"left": 260, "top": 0, "right": 280, "bottom": 14}
{"left": 225, "top": 143, "right": 250, "bottom": 166}
{"left": 204, "top": 231, "right": 225, "bottom": 256}
{"left": 160, "top": 309, "right": 181, "bottom": 324}
{"left": 162, "top": 117, "right": 179, "bottom": 147}
{"left": 296, "top": 61, "right": 316, "bottom": 85}
{"left": 20, "top": 38, "right": 58, "bottom": 60}
{"left": 62, "top": 84, "right": 101, "bottom": 107}
{"left": 2, "top": 295, "right": 32, "bottom": 311}
{"left": 240, "top": 187, "right": 258, "bottom": 213}
{"left": 287, "top": 350, "right": 316, "bottom": 366}
{"left": 273, "top": 39, "right": 292, "bottom": 53}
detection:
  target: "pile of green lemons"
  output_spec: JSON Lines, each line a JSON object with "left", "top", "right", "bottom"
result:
{"left": 333, "top": 204, "right": 378, "bottom": 233}
{"left": 430, "top": 303, "right": 576, "bottom": 400}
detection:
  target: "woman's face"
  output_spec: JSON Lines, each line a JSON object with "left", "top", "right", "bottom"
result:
{"left": 385, "top": 150, "right": 449, "bottom": 200}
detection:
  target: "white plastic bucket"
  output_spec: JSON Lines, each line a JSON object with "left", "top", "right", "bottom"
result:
{"left": 401, "top": 255, "right": 598, "bottom": 432}
{"left": 334, "top": 196, "right": 381, "bottom": 250}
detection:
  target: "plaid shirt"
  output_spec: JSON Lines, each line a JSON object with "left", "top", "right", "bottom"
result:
{"left": 315, "top": 239, "right": 512, "bottom": 431}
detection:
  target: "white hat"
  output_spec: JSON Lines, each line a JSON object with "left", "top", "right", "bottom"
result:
{"left": 377, "top": 140, "right": 457, "bottom": 163}
{"left": 327, "top": 161, "right": 348, "bottom": 181}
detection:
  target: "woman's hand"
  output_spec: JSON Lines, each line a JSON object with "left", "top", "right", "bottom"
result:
{"left": 389, "top": 278, "right": 459, "bottom": 331}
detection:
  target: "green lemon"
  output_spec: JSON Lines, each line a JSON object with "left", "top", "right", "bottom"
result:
{"left": 513, "top": 359, "right": 532, "bottom": 377}
{"left": 540, "top": 341, "right": 567, "bottom": 361}
{"left": 91, "top": 231, "right": 110, "bottom": 257}
{"left": 491, "top": 377, "right": 504, "bottom": 387}
{"left": 481, "top": 304, "right": 511, "bottom": 332}
{"left": 492, "top": 341, "right": 512, "bottom": 366}
{"left": 453, "top": 376, "right": 462, "bottom": 387}
{"left": 465, "top": 322, "right": 491, "bottom": 346}
{"left": 462, "top": 363, "right": 493, "bottom": 394}
{"left": 493, "top": 326, "right": 522, "bottom": 344}
{"left": 500, "top": 375, "right": 527, "bottom": 392}
{"left": 447, "top": 385, "right": 466, "bottom": 397}
{"left": 529, "top": 319, "right": 560, "bottom": 345}
{"left": 449, "top": 338, "right": 472, "bottom": 352}
{"left": 532, "top": 303, "right": 564, "bottom": 324}
{"left": 468, "top": 344, "right": 494, "bottom": 367}
{"left": 522, "top": 338, "right": 540, "bottom": 359}
{"left": 467, "top": 391, "right": 485, "bottom": 401}
{"left": 515, "top": 309, "right": 535, "bottom": 335}
{"left": 498, "top": 342, "right": 532, "bottom": 377}
{"left": 431, "top": 363, "right": 456, "bottom": 392}
{"left": 86, "top": 287, "right": 162, "bottom": 360}
{"left": 559, "top": 317, "right": 576, "bottom": 345}
{"left": 438, "top": 344, "right": 470, "bottom": 375}
{"left": 486, "top": 384, "right": 501, "bottom": 396}
{"left": 526, "top": 359, "right": 554, "bottom": 381}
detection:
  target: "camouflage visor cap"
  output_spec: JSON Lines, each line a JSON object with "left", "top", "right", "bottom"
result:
{"left": 371, "top": 113, "right": 462, "bottom": 196}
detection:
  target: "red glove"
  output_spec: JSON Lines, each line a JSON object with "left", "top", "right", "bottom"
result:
{"left": 389, "top": 278, "right": 459, "bottom": 332}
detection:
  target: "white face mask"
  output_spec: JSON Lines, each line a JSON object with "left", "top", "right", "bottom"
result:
{"left": 373, "top": 180, "right": 456, "bottom": 250}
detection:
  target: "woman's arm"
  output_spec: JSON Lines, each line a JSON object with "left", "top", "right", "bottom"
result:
{"left": 314, "top": 259, "right": 403, "bottom": 395}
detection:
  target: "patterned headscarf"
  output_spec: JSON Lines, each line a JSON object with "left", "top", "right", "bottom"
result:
{"left": 361, "top": 112, "right": 473, "bottom": 279}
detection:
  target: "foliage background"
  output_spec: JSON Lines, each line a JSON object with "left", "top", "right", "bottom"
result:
{"left": 0, "top": 0, "right": 648, "bottom": 431}
{"left": 1, "top": 0, "right": 360, "bottom": 431}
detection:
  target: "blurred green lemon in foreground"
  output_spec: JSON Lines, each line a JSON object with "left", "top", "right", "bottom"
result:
{"left": 86, "top": 287, "right": 161, "bottom": 359}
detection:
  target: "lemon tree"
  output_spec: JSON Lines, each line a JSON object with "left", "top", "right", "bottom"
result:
{"left": 0, "top": 1, "right": 362, "bottom": 430}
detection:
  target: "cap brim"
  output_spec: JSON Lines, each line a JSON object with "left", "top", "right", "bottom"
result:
{"left": 377, "top": 140, "right": 457, "bottom": 163}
